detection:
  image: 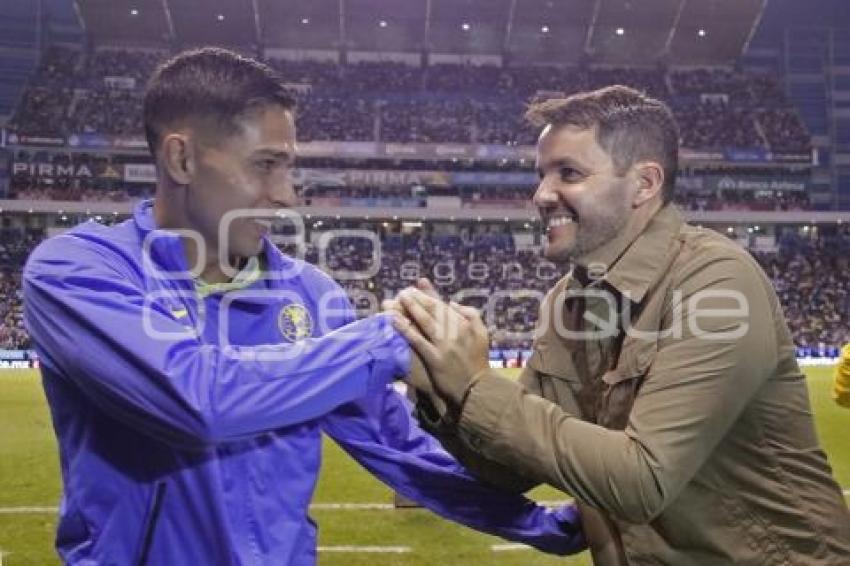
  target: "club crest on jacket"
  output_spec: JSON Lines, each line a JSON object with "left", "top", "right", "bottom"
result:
{"left": 279, "top": 303, "right": 313, "bottom": 342}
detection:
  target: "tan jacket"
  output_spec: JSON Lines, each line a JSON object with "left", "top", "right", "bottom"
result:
{"left": 420, "top": 205, "right": 850, "bottom": 565}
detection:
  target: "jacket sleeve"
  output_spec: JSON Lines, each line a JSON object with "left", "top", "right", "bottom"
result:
{"left": 411, "top": 366, "right": 542, "bottom": 494}
{"left": 834, "top": 344, "right": 850, "bottom": 408}
{"left": 448, "top": 253, "right": 779, "bottom": 524}
{"left": 318, "top": 295, "right": 583, "bottom": 556}
{"left": 23, "top": 236, "right": 409, "bottom": 448}
{"left": 321, "top": 385, "right": 585, "bottom": 556}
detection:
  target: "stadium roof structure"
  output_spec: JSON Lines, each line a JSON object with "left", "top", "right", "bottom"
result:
{"left": 67, "top": 0, "right": 769, "bottom": 66}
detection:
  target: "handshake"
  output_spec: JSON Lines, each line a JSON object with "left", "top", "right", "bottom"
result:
{"left": 381, "top": 278, "right": 588, "bottom": 558}
{"left": 382, "top": 278, "right": 492, "bottom": 410}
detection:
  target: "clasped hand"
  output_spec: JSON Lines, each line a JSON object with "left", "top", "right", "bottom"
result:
{"left": 382, "top": 279, "right": 491, "bottom": 406}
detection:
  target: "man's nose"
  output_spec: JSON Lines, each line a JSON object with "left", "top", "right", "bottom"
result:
{"left": 269, "top": 176, "right": 299, "bottom": 208}
{"left": 533, "top": 178, "right": 558, "bottom": 208}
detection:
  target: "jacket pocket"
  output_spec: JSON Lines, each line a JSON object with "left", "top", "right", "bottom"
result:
{"left": 597, "top": 338, "right": 657, "bottom": 429}
{"left": 135, "top": 481, "right": 168, "bottom": 566}
{"left": 56, "top": 500, "right": 94, "bottom": 561}
{"left": 609, "top": 336, "right": 657, "bottom": 384}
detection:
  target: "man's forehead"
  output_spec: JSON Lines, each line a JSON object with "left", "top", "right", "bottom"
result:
{"left": 229, "top": 108, "right": 296, "bottom": 153}
{"left": 239, "top": 106, "right": 294, "bottom": 135}
{"left": 538, "top": 123, "right": 596, "bottom": 145}
{"left": 536, "top": 124, "right": 604, "bottom": 168}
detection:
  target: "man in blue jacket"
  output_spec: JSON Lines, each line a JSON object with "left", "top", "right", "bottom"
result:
{"left": 23, "top": 47, "right": 584, "bottom": 564}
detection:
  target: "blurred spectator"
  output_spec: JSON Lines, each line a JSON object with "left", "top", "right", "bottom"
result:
{"left": 757, "top": 108, "right": 811, "bottom": 153}
{"left": 675, "top": 100, "right": 765, "bottom": 149}
{"left": 7, "top": 86, "right": 74, "bottom": 136}
{"left": 670, "top": 68, "right": 751, "bottom": 102}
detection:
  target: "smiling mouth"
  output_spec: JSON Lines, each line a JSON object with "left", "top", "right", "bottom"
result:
{"left": 543, "top": 211, "right": 578, "bottom": 234}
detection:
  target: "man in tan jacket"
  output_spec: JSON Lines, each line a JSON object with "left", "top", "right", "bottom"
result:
{"left": 389, "top": 85, "right": 850, "bottom": 564}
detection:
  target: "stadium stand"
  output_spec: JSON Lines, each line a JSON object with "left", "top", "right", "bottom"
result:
{"left": 0, "top": 225, "right": 845, "bottom": 353}
{"left": 0, "top": 44, "right": 826, "bottom": 353}
{"left": 0, "top": 230, "right": 37, "bottom": 350}
{"left": 6, "top": 47, "right": 811, "bottom": 152}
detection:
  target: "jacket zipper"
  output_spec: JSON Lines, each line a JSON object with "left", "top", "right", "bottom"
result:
{"left": 136, "top": 481, "right": 167, "bottom": 566}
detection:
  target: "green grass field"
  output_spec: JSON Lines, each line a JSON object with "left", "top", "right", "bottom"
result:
{"left": 0, "top": 367, "right": 847, "bottom": 565}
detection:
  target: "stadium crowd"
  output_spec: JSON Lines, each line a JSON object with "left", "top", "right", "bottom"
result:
{"left": 7, "top": 47, "right": 811, "bottom": 152}
{"left": 0, "top": 275, "right": 28, "bottom": 350}
{"left": 0, "top": 224, "right": 846, "bottom": 353}
{"left": 758, "top": 232, "right": 850, "bottom": 352}
{"left": 0, "top": 231, "right": 39, "bottom": 351}
{"left": 0, "top": 48, "right": 825, "bottom": 352}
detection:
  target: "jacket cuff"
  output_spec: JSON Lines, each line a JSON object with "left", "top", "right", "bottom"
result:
{"left": 414, "top": 392, "right": 461, "bottom": 436}
{"left": 551, "top": 504, "right": 588, "bottom": 555}
{"left": 456, "top": 370, "right": 522, "bottom": 457}
{"left": 367, "top": 314, "right": 411, "bottom": 391}
{"left": 418, "top": 366, "right": 489, "bottom": 432}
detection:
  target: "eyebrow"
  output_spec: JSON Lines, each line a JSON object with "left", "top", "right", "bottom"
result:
{"left": 253, "top": 149, "right": 295, "bottom": 164}
{"left": 536, "top": 157, "right": 584, "bottom": 176}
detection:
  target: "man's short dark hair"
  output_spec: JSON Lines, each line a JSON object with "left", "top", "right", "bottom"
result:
{"left": 143, "top": 47, "right": 296, "bottom": 153}
{"left": 526, "top": 85, "right": 679, "bottom": 203}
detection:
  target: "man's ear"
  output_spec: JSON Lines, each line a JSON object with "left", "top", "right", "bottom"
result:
{"left": 161, "top": 133, "right": 195, "bottom": 185}
{"left": 632, "top": 161, "right": 664, "bottom": 208}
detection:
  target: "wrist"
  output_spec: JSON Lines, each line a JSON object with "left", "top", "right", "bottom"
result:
{"left": 366, "top": 315, "right": 412, "bottom": 390}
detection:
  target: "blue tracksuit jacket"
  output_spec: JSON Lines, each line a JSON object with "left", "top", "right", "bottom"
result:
{"left": 22, "top": 199, "right": 582, "bottom": 565}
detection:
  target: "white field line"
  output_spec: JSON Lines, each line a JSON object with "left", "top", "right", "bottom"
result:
{"left": 0, "top": 506, "right": 56, "bottom": 514}
{"left": 0, "top": 503, "right": 397, "bottom": 514}
{"left": 318, "top": 546, "right": 411, "bottom": 553}
{"left": 0, "top": 491, "right": 847, "bottom": 516}
{"left": 491, "top": 544, "right": 532, "bottom": 552}
{"left": 311, "top": 502, "right": 394, "bottom": 510}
